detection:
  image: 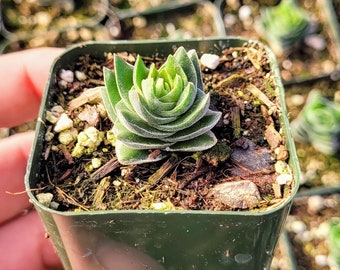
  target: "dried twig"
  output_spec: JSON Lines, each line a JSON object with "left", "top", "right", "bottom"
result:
{"left": 246, "top": 84, "right": 279, "bottom": 114}
{"left": 91, "top": 157, "right": 120, "bottom": 181}
{"left": 56, "top": 187, "right": 89, "bottom": 211}
{"left": 92, "top": 177, "right": 111, "bottom": 209}
{"left": 230, "top": 106, "right": 241, "bottom": 139}
{"left": 148, "top": 155, "right": 179, "bottom": 186}
{"left": 215, "top": 73, "right": 245, "bottom": 89}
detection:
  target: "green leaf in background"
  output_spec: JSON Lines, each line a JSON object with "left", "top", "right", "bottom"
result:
{"left": 291, "top": 89, "right": 340, "bottom": 155}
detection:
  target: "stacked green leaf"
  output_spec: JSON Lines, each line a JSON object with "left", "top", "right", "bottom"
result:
{"left": 291, "top": 89, "right": 340, "bottom": 155}
{"left": 101, "top": 46, "right": 222, "bottom": 165}
{"left": 259, "top": 0, "right": 310, "bottom": 53}
{"left": 329, "top": 219, "right": 340, "bottom": 267}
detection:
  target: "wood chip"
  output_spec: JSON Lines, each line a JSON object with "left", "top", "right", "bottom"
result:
{"left": 264, "top": 124, "right": 282, "bottom": 149}
{"left": 246, "top": 84, "right": 278, "bottom": 114}
{"left": 68, "top": 86, "right": 103, "bottom": 110}
{"left": 272, "top": 183, "right": 282, "bottom": 199}
{"left": 215, "top": 73, "right": 245, "bottom": 89}
{"left": 91, "top": 157, "right": 120, "bottom": 181}
{"left": 92, "top": 177, "right": 111, "bottom": 209}
{"left": 148, "top": 155, "right": 179, "bottom": 186}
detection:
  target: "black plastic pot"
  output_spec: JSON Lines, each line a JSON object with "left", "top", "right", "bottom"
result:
{"left": 25, "top": 37, "right": 300, "bottom": 270}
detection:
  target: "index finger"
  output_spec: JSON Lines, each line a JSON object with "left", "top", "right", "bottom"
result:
{"left": 0, "top": 47, "right": 64, "bottom": 128}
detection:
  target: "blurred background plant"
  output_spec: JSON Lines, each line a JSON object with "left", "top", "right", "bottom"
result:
{"left": 256, "top": 0, "right": 311, "bottom": 55}
{"left": 291, "top": 89, "right": 340, "bottom": 156}
{"left": 328, "top": 218, "right": 340, "bottom": 268}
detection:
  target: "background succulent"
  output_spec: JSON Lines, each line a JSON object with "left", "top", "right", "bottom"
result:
{"left": 257, "top": 0, "right": 310, "bottom": 54}
{"left": 329, "top": 218, "right": 340, "bottom": 267}
{"left": 291, "top": 89, "right": 340, "bottom": 155}
{"left": 101, "top": 47, "right": 222, "bottom": 165}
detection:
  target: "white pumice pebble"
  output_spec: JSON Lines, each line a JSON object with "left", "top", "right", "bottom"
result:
{"left": 54, "top": 113, "right": 73, "bottom": 133}
{"left": 82, "top": 127, "right": 103, "bottom": 148}
{"left": 290, "top": 94, "right": 305, "bottom": 106}
{"left": 300, "top": 230, "right": 312, "bottom": 242}
{"left": 307, "top": 195, "right": 324, "bottom": 214}
{"left": 45, "top": 111, "right": 59, "bottom": 124}
{"left": 276, "top": 173, "right": 293, "bottom": 185}
{"left": 224, "top": 14, "right": 237, "bottom": 27}
{"left": 113, "top": 180, "right": 121, "bottom": 187}
{"left": 152, "top": 202, "right": 168, "bottom": 210}
{"left": 36, "top": 193, "right": 53, "bottom": 207}
{"left": 238, "top": 5, "right": 252, "bottom": 21}
{"left": 59, "top": 69, "right": 74, "bottom": 83}
{"left": 91, "top": 158, "right": 102, "bottom": 169}
{"left": 44, "top": 130, "right": 54, "bottom": 142}
{"left": 58, "top": 128, "right": 78, "bottom": 145}
{"left": 312, "top": 221, "right": 329, "bottom": 239}
{"left": 304, "top": 34, "right": 327, "bottom": 51}
{"left": 315, "top": 255, "right": 328, "bottom": 267}
{"left": 58, "top": 79, "right": 68, "bottom": 89}
{"left": 274, "top": 160, "right": 289, "bottom": 174}
{"left": 51, "top": 105, "right": 64, "bottom": 117}
{"left": 290, "top": 220, "right": 306, "bottom": 234}
{"left": 71, "top": 127, "right": 104, "bottom": 158}
{"left": 75, "top": 70, "right": 87, "bottom": 81}
{"left": 200, "top": 53, "right": 220, "bottom": 70}
{"left": 35, "top": 11, "right": 52, "bottom": 27}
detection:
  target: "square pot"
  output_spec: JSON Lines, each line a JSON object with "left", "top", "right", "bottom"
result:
{"left": 25, "top": 37, "right": 300, "bottom": 269}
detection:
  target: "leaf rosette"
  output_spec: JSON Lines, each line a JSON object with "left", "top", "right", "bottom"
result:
{"left": 291, "top": 89, "right": 340, "bottom": 155}
{"left": 101, "top": 47, "right": 222, "bottom": 165}
{"left": 258, "top": 0, "right": 310, "bottom": 53}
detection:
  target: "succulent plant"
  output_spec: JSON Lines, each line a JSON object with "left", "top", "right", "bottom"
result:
{"left": 329, "top": 219, "right": 340, "bottom": 267}
{"left": 291, "top": 89, "right": 340, "bottom": 155}
{"left": 257, "top": 0, "right": 310, "bottom": 54}
{"left": 101, "top": 47, "right": 222, "bottom": 165}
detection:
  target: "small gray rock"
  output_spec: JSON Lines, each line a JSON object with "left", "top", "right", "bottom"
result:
{"left": 208, "top": 180, "right": 261, "bottom": 209}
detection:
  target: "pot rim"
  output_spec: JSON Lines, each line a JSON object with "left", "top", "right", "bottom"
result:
{"left": 25, "top": 37, "right": 301, "bottom": 217}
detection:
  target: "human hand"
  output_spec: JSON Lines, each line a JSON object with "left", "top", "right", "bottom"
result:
{"left": 0, "top": 48, "right": 64, "bottom": 270}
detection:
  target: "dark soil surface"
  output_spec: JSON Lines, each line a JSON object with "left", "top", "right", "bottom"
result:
{"left": 34, "top": 41, "right": 294, "bottom": 213}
